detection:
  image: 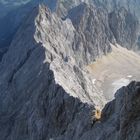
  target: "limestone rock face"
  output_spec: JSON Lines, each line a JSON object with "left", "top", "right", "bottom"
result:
{"left": 66, "top": 3, "right": 114, "bottom": 65}
{"left": 56, "top": 0, "right": 140, "bottom": 51}
{"left": 0, "top": 0, "right": 39, "bottom": 60}
{"left": 96, "top": 0, "right": 140, "bottom": 50}
{"left": 108, "top": 7, "right": 139, "bottom": 50}
{"left": 79, "top": 81, "right": 140, "bottom": 140}
{"left": 0, "top": 5, "right": 106, "bottom": 140}
{"left": 0, "top": 0, "right": 140, "bottom": 59}
{"left": 102, "top": 81, "right": 140, "bottom": 140}
{"left": 0, "top": 1, "right": 140, "bottom": 140}
{"left": 97, "top": 0, "right": 140, "bottom": 22}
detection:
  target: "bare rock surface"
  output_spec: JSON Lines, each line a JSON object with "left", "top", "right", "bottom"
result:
{"left": 79, "top": 81, "right": 140, "bottom": 140}
{"left": 87, "top": 44, "right": 140, "bottom": 100}
{"left": 0, "top": 4, "right": 106, "bottom": 140}
{"left": 66, "top": 3, "right": 114, "bottom": 65}
{"left": 0, "top": 1, "right": 140, "bottom": 140}
{"left": 108, "top": 7, "right": 139, "bottom": 50}
{"left": 0, "top": 0, "right": 140, "bottom": 61}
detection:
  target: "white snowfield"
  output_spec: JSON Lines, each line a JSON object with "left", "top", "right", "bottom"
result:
{"left": 87, "top": 44, "right": 140, "bottom": 101}
{"left": 112, "top": 78, "right": 130, "bottom": 93}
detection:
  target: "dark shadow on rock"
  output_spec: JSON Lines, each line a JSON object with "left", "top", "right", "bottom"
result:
{"left": 0, "top": 5, "right": 94, "bottom": 140}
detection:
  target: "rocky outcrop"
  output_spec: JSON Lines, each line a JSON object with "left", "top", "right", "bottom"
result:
{"left": 102, "top": 81, "right": 140, "bottom": 140}
{"left": 1, "top": 0, "right": 140, "bottom": 60}
{"left": 0, "top": 1, "right": 140, "bottom": 140}
{"left": 0, "top": 4, "right": 106, "bottom": 140}
{"left": 95, "top": 0, "right": 140, "bottom": 50}
{"left": 66, "top": 3, "right": 114, "bottom": 65}
{"left": 79, "top": 81, "right": 140, "bottom": 140}
{"left": 108, "top": 7, "right": 139, "bottom": 49}
{"left": 97, "top": 0, "right": 140, "bottom": 23}
{"left": 57, "top": 0, "right": 140, "bottom": 51}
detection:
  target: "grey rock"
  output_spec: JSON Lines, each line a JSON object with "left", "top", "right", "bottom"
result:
{"left": 1, "top": 0, "right": 140, "bottom": 59}
{"left": 95, "top": 0, "right": 140, "bottom": 50}
{"left": 97, "top": 0, "right": 140, "bottom": 22}
{"left": 0, "top": 5, "right": 106, "bottom": 140}
{"left": 56, "top": 0, "right": 140, "bottom": 51}
{"left": 108, "top": 7, "right": 139, "bottom": 50}
{"left": 0, "top": 1, "right": 140, "bottom": 140}
{"left": 79, "top": 81, "right": 140, "bottom": 140}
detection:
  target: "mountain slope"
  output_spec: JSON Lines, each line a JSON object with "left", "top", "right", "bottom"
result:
{"left": 0, "top": 0, "right": 139, "bottom": 60}
{"left": 109, "top": 7, "right": 139, "bottom": 50}
{"left": 87, "top": 44, "right": 140, "bottom": 100}
{"left": 97, "top": 0, "right": 140, "bottom": 22}
{"left": 79, "top": 81, "right": 140, "bottom": 140}
{"left": 0, "top": 1, "right": 140, "bottom": 140}
{"left": 0, "top": 4, "right": 107, "bottom": 140}
{"left": 66, "top": 3, "right": 114, "bottom": 65}
{"left": 0, "top": 0, "right": 31, "bottom": 18}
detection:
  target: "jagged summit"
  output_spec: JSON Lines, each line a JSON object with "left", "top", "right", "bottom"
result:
{"left": 0, "top": 0, "right": 139, "bottom": 55}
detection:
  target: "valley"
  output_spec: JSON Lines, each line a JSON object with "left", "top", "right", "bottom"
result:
{"left": 87, "top": 44, "right": 140, "bottom": 100}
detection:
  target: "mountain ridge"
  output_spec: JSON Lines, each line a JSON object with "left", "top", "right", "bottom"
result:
{"left": 0, "top": 1, "right": 140, "bottom": 140}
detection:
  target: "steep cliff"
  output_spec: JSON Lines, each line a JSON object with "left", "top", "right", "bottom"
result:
{"left": 0, "top": 1, "right": 140, "bottom": 140}
{"left": 108, "top": 7, "right": 139, "bottom": 50}
{"left": 80, "top": 81, "right": 140, "bottom": 140}
{"left": 0, "top": 0, "right": 140, "bottom": 58}
{"left": 97, "top": 0, "right": 140, "bottom": 50}
{"left": 0, "top": 4, "right": 106, "bottom": 140}
{"left": 56, "top": 0, "right": 140, "bottom": 51}
{"left": 97, "top": 0, "right": 140, "bottom": 22}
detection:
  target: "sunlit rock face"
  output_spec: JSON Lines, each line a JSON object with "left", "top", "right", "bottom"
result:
{"left": 97, "top": 0, "right": 140, "bottom": 22}
{"left": 0, "top": 1, "right": 140, "bottom": 140}
{"left": 0, "top": 0, "right": 140, "bottom": 57}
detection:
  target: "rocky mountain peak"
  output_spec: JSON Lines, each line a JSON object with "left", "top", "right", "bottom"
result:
{"left": 109, "top": 6, "right": 139, "bottom": 50}
{"left": 0, "top": 3, "right": 108, "bottom": 139}
{"left": 66, "top": 3, "right": 115, "bottom": 65}
{"left": 79, "top": 81, "right": 140, "bottom": 140}
{"left": 0, "top": 1, "right": 140, "bottom": 140}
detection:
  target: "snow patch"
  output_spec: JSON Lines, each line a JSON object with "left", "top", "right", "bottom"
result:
{"left": 127, "top": 75, "right": 132, "bottom": 78}
{"left": 112, "top": 78, "right": 130, "bottom": 93}
{"left": 92, "top": 79, "right": 96, "bottom": 84}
